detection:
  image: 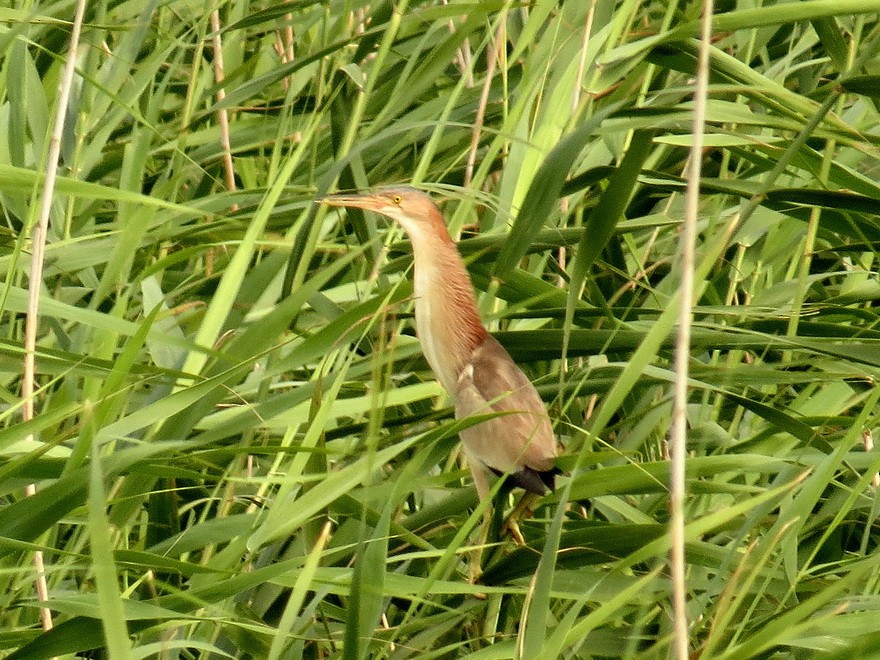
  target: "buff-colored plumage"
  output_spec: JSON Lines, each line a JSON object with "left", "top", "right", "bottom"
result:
{"left": 320, "top": 187, "right": 558, "bottom": 499}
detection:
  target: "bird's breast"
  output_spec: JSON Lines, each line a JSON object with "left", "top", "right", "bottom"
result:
{"left": 409, "top": 236, "right": 487, "bottom": 395}
{"left": 412, "top": 269, "right": 459, "bottom": 392}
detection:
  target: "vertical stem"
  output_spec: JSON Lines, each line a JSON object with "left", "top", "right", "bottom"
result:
{"left": 210, "top": 2, "right": 239, "bottom": 275}
{"left": 22, "top": 0, "right": 89, "bottom": 634}
{"left": 669, "top": 0, "right": 713, "bottom": 657}
{"left": 440, "top": 0, "right": 473, "bottom": 87}
{"left": 464, "top": 17, "right": 504, "bottom": 188}
{"left": 210, "top": 5, "right": 237, "bottom": 199}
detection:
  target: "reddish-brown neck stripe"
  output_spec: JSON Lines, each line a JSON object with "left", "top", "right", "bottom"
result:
{"left": 402, "top": 215, "right": 488, "bottom": 393}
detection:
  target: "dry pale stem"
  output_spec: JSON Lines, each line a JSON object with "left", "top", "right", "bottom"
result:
{"left": 669, "top": 0, "right": 715, "bottom": 657}
{"left": 22, "top": 0, "right": 89, "bottom": 636}
{"left": 464, "top": 19, "right": 504, "bottom": 187}
{"left": 864, "top": 430, "right": 880, "bottom": 489}
{"left": 209, "top": 5, "right": 239, "bottom": 275}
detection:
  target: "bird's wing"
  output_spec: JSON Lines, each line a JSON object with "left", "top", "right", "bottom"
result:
{"left": 455, "top": 335, "right": 557, "bottom": 480}
{"left": 463, "top": 336, "right": 545, "bottom": 410}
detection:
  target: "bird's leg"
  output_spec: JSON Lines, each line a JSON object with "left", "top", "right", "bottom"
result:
{"left": 481, "top": 477, "right": 515, "bottom": 566}
{"left": 488, "top": 485, "right": 509, "bottom": 543}
{"left": 467, "top": 457, "right": 492, "bottom": 583}
{"left": 503, "top": 491, "right": 541, "bottom": 545}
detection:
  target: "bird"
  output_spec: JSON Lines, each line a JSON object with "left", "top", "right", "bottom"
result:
{"left": 318, "top": 187, "right": 559, "bottom": 504}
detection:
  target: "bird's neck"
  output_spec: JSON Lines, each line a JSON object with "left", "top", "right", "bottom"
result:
{"left": 406, "top": 224, "right": 488, "bottom": 394}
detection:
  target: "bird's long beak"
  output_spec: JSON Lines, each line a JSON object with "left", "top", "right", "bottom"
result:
{"left": 317, "top": 192, "right": 384, "bottom": 212}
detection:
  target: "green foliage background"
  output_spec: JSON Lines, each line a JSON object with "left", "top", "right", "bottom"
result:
{"left": 2, "top": 0, "right": 880, "bottom": 657}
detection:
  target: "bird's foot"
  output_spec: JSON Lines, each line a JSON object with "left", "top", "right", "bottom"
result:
{"left": 468, "top": 557, "right": 485, "bottom": 586}
{"left": 504, "top": 518, "right": 526, "bottom": 546}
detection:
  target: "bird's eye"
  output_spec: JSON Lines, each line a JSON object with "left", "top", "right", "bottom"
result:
{"left": 392, "top": 195, "right": 402, "bottom": 204}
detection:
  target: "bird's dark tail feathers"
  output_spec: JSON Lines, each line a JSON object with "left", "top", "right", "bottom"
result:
{"left": 490, "top": 465, "right": 562, "bottom": 495}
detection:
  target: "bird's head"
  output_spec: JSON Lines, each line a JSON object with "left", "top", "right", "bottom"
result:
{"left": 318, "top": 187, "right": 445, "bottom": 237}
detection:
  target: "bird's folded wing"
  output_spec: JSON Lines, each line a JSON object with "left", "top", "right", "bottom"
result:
{"left": 460, "top": 336, "right": 545, "bottom": 408}
{"left": 455, "top": 335, "right": 556, "bottom": 473}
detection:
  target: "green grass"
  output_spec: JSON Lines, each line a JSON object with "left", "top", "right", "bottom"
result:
{"left": 2, "top": 0, "right": 880, "bottom": 658}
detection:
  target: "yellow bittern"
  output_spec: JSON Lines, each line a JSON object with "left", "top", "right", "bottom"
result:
{"left": 319, "top": 187, "right": 559, "bottom": 503}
